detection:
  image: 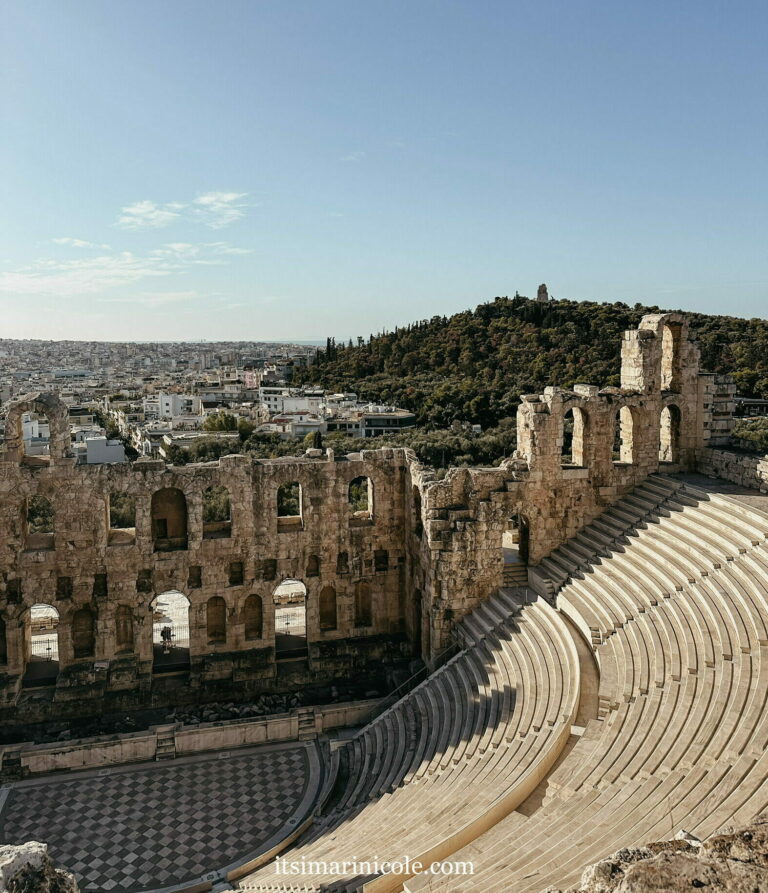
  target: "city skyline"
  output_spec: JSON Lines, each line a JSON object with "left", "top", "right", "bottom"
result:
{"left": 2, "top": 0, "right": 767, "bottom": 340}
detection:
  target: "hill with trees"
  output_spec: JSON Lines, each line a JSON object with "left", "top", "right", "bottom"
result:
{"left": 296, "top": 295, "right": 768, "bottom": 429}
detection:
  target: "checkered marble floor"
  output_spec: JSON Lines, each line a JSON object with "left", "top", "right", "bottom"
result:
{"left": 0, "top": 744, "right": 317, "bottom": 893}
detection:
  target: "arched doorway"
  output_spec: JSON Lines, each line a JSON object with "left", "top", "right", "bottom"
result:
{"left": 273, "top": 579, "right": 307, "bottom": 659}
{"left": 72, "top": 607, "right": 96, "bottom": 658}
{"left": 319, "top": 585, "right": 337, "bottom": 631}
{"left": 561, "top": 407, "right": 588, "bottom": 466}
{"left": 613, "top": 406, "right": 636, "bottom": 464}
{"left": 151, "top": 590, "right": 191, "bottom": 673}
{"left": 23, "top": 604, "right": 60, "bottom": 687}
{"left": 659, "top": 404, "right": 682, "bottom": 464}
{"left": 502, "top": 513, "right": 529, "bottom": 587}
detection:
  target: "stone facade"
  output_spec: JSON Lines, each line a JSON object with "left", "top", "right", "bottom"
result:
{"left": 0, "top": 312, "right": 744, "bottom": 720}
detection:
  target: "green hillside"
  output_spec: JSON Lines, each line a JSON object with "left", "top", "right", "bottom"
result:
{"left": 297, "top": 295, "right": 768, "bottom": 429}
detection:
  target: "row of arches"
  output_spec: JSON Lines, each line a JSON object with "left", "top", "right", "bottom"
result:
{"left": 23, "top": 476, "right": 376, "bottom": 553}
{"left": 5, "top": 579, "right": 376, "bottom": 686}
{"left": 560, "top": 404, "right": 682, "bottom": 466}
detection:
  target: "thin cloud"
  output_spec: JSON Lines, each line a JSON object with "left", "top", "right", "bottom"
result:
{"left": 340, "top": 151, "right": 366, "bottom": 163}
{"left": 115, "top": 200, "right": 184, "bottom": 230}
{"left": 0, "top": 253, "right": 173, "bottom": 297}
{"left": 0, "top": 241, "right": 251, "bottom": 298}
{"left": 100, "top": 290, "right": 200, "bottom": 307}
{"left": 52, "top": 237, "right": 111, "bottom": 249}
{"left": 114, "top": 192, "right": 251, "bottom": 230}
{"left": 191, "top": 192, "right": 250, "bottom": 229}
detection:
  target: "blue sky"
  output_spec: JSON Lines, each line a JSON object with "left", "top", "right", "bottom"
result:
{"left": 1, "top": 0, "right": 766, "bottom": 341}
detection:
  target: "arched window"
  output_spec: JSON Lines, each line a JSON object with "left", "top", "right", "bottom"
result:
{"left": 23, "top": 604, "right": 59, "bottom": 687}
{"left": 109, "top": 492, "right": 136, "bottom": 545}
{"left": 349, "top": 476, "right": 373, "bottom": 517}
{"left": 661, "top": 323, "right": 683, "bottom": 391}
{"left": 115, "top": 605, "right": 134, "bottom": 653}
{"left": 613, "top": 406, "right": 636, "bottom": 464}
{"left": 244, "top": 594, "right": 263, "bottom": 640}
{"left": 151, "top": 590, "right": 191, "bottom": 673}
{"left": 206, "top": 596, "right": 227, "bottom": 644}
{"left": 72, "top": 607, "right": 95, "bottom": 659}
{"left": 319, "top": 586, "right": 337, "bottom": 631}
{"left": 660, "top": 404, "right": 682, "bottom": 463}
{"left": 0, "top": 616, "right": 7, "bottom": 665}
{"left": 151, "top": 488, "right": 188, "bottom": 551}
{"left": 306, "top": 554, "right": 320, "bottom": 577}
{"left": 203, "top": 485, "right": 231, "bottom": 539}
{"left": 273, "top": 579, "right": 307, "bottom": 658}
{"left": 561, "top": 407, "right": 588, "bottom": 466}
{"left": 354, "top": 581, "right": 372, "bottom": 628}
{"left": 26, "top": 495, "right": 54, "bottom": 550}
{"left": 277, "top": 482, "right": 302, "bottom": 520}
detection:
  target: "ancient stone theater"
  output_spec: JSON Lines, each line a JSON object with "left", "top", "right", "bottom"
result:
{"left": 2, "top": 312, "right": 768, "bottom": 893}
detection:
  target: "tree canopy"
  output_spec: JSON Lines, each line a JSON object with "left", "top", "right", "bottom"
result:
{"left": 297, "top": 296, "right": 768, "bottom": 428}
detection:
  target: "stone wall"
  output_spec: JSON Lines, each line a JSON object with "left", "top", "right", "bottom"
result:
{"left": 696, "top": 447, "right": 768, "bottom": 492}
{"left": 0, "top": 312, "right": 737, "bottom": 711}
{"left": 0, "top": 433, "right": 412, "bottom": 723}
{"left": 0, "top": 699, "right": 380, "bottom": 779}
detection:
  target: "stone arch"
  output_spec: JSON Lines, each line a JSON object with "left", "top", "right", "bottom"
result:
{"left": 151, "top": 590, "right": 190, "bottom": 673}
{"left": 349, "top": 476, "right": 373, "bottom": 517}
{"left": 273, "top": 579, "right": 307, "bottom": 658}
{"left": 614, "top": 405, "right": 637, "bottom": 464}
{"left": 72, "top": 607, "right": 96, "bottom": 659}
{"left": 206, "top": 595, "right": 227, "bottom": 644}
{"left": 2, "top": 392, "right": 71, "bottom": 464}
{"left": 23, "top": 604, "right": 60, "bottom": 687}
{"left": 561, "top": 406, "right": 589, "bottom": 466}
{"left": 660, "top": 402, "right": 683, "bottom": 463}
{"left": 319, "top": 585, "right": 338, "bottom": 631}
{"left": 354, "top": 581, "right": 372, "bottom": 628}
{"left": 115, "top": 604, "right": 134, "bottom": 653}
{"left": 151, "top": 487, "right": 188, "bottom": 551}
{"left": 203, "top": 485, "right": 231, "bottom": 539}
{"left": 661, "top": 321, "right": 685, "bottom": 392}
{"left": 243, "top": 594, "right": 263, "bottom": 640}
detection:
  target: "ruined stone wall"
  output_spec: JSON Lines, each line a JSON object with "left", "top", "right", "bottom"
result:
{"left": 696, "top": 447, "right": 768, "bottom": 493}
{"left": 0, "top": 313, "right": 736, "bottom": 705}
{"left": 0, "top": 432, "right": 411, "bottom": 723}
{"left": 412, "top": 312, "right": 729, "bottom": 658}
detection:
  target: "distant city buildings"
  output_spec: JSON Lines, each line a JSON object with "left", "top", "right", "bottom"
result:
{"left": 0, "top": 338, "right": 416, "bottom": 462}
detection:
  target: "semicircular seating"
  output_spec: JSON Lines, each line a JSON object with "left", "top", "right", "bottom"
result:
{"left": 404, "top": 473, "right": 768, "bottom": 892}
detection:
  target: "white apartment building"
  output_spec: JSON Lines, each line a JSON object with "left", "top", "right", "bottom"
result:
{"left": 143, "top": 393, "right": 202, "bottom": 420}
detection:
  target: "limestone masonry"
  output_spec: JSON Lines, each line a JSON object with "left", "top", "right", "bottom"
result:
{"left": 0, "top": 313, "right": 742, "bottom": 724}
